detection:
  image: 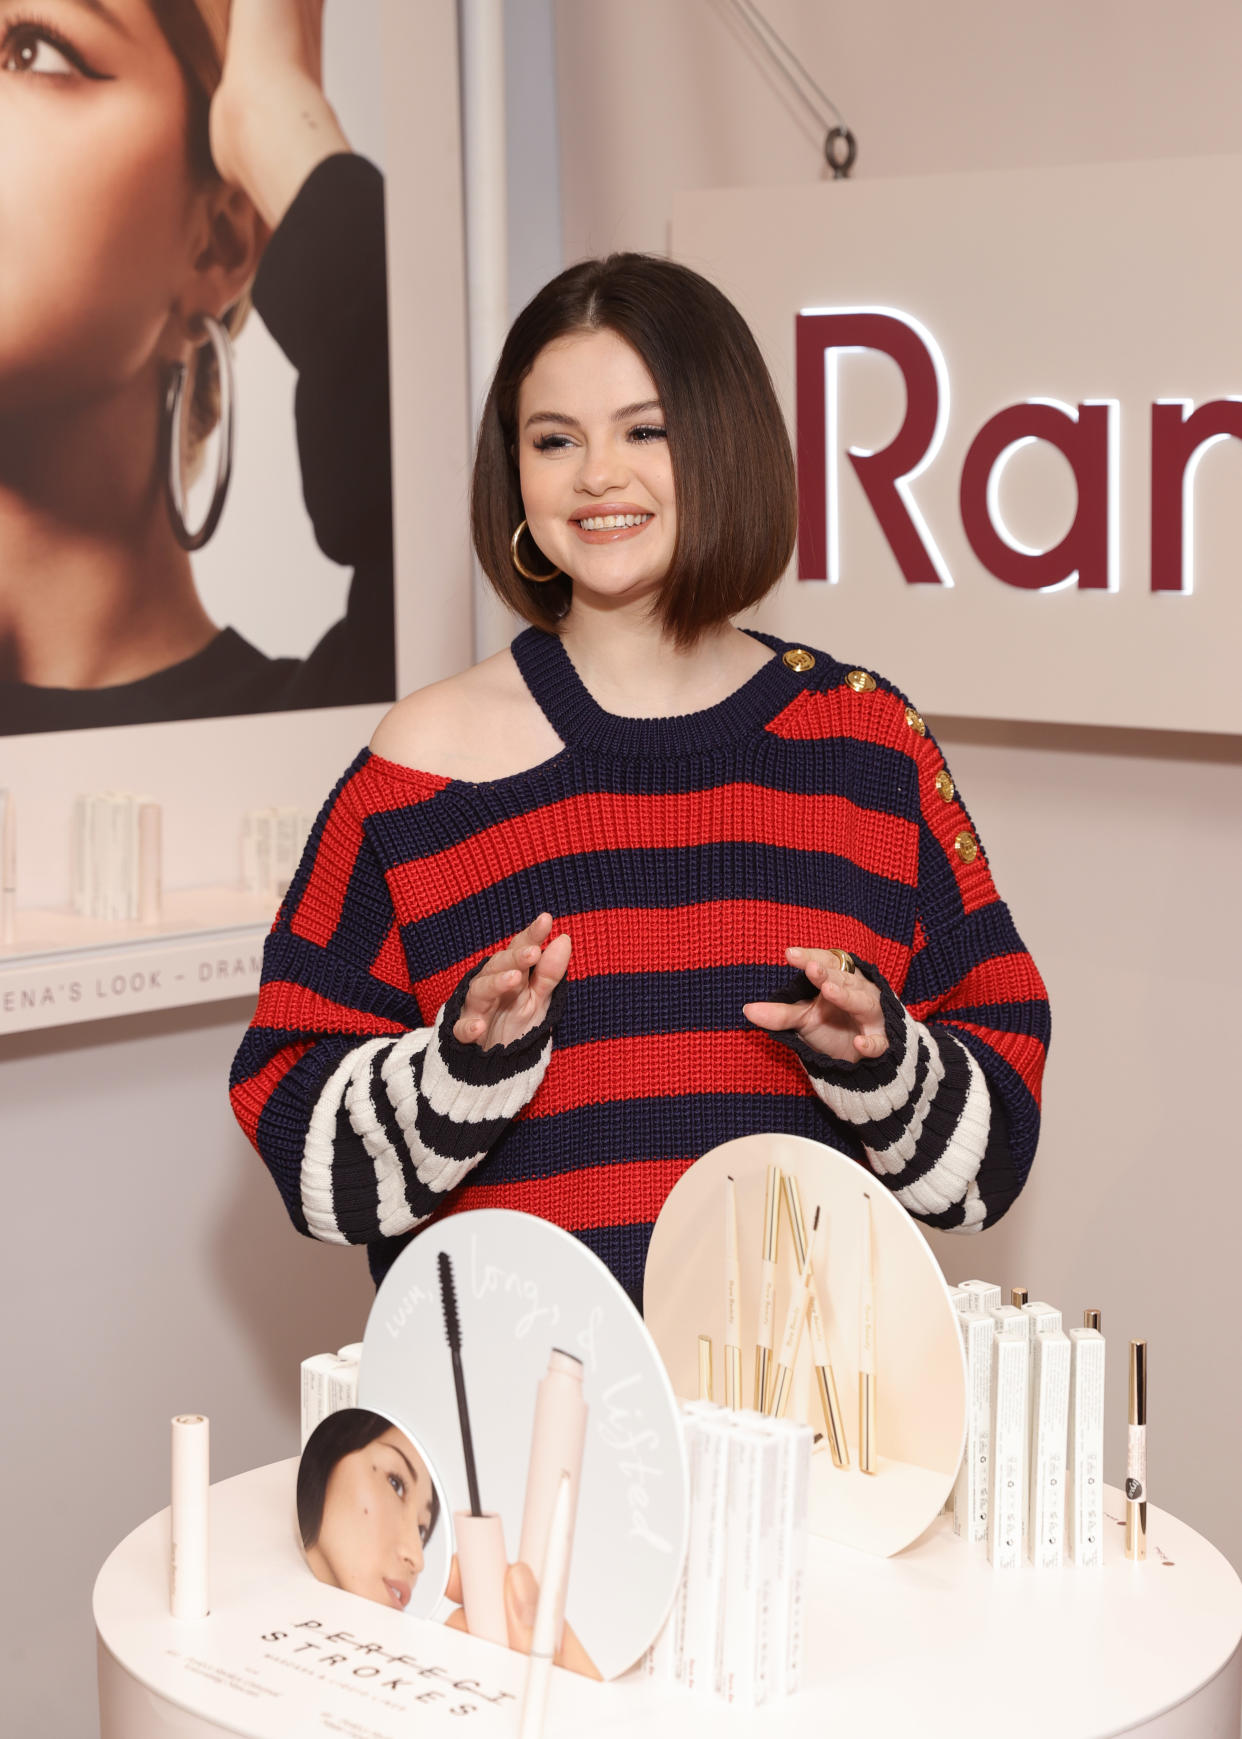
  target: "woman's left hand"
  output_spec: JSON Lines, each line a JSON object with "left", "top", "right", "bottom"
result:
{"left": 743, "top": 946, "right": 889, "bottom": 1063}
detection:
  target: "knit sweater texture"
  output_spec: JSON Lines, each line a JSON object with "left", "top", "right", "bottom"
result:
{"left": 230, "top": 628, "right": 1049, "bottom": 1306}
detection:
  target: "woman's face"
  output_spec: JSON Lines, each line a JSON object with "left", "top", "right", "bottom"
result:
{"left": 516, "top": 327, "right": 677, "bottom": 605}
{"left": 0, "top": 0, "right": 212, "bottom": 415}
{"left": 306, "top": 1427, "right": 437, "bottom": 1613}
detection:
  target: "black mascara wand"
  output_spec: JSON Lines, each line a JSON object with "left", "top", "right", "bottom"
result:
{"left": 438, "top": 1250, "right": 483, "bottom": 1517}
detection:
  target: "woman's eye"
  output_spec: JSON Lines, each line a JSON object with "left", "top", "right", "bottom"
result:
{"left": 532, "top": 434, "right": 574, "bottom": 452}
{"left": 2, "top": 25, "right": 89, "bottom": 79}
{"left": 419, "top": 1523, "right": 430, "bottom": 1546}
{"left": 387, "top": 1472, "right": 406, "bottom": 1498}
{"left": 630, "top": 425, "right": 667, "bottom": 443}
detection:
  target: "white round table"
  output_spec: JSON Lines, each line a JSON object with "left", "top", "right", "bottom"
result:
{"left": 95, "top": 1459, "right": 1242, "bottom": 1738}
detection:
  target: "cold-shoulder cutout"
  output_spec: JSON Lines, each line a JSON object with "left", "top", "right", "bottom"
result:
{"left": 369, "top": 647, "right": 565, "bottom": 784}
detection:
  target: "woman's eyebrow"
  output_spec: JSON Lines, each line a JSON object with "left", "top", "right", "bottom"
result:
{"left": 60, "top": 0, "right": 134, "bottom": 40}
{"left": 523, "top": 400, "right": 663, "bottom": 432}
{"left": 383, "top": 1443, "right": 423, "bottom": 1489}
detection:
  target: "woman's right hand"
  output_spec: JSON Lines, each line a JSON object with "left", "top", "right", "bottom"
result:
{"left": 209, "top": 0, "right": 350, "bottom": 229}
{"left": 452, "top": 914, "right": 572, "bottom": 1051}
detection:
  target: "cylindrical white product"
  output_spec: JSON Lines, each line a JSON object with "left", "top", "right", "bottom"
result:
{"left": 137, "top": 802, "right": 162, "bottom": 925}
{"left": 454, "top": 1510, "right": 509, "bottom": 1645}
{"left": 336, "top": 1342, "right": 365, "bottom": 1362}
{"left": 170, "top": 1414, "right": 209, "bottom": 1619}
{"left": 518, "top": 1349, "right": 588, "bottom": 1616}
{"left": 0, "top": 789, "right": 16, "bottom": 945}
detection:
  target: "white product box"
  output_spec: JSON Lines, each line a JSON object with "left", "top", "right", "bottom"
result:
{"left": 1028, "top": 1330, "right": 1071, "bottom": 1568}
{"left": 718, "top": 1424, "right": 781, "bottom": 1707}
{"left": 1022, "top": 1300, "right": 1063, "bottom": 1337}
{"left": 642, "top": 1406, "right": 701, "bottom": 1683}
{"left": 300, "top": 1352, "right": 346, "bottom": 1449}
{"left": 987, "top": 1324, "right": 1030, "bottom": 1569}
{"left": 1067, "top": 1328, "right": 1106, "bottom": 1568}
{"left": 326, "top": 1358, "right": 359, "bottom": 1416}
{"left": 953, "top": 1311, "right": 995, "bottom": 1545}
{"left": 957, "top": 1279, "right": 1003, "bottom": 1314}
{"left": 739, "top": 1410, "right": 813, "bottom": 1696}
{"left": 680, "top": 1405, "right": 732, "bottom": 1694}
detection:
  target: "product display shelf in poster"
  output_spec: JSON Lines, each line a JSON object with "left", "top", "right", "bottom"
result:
{"left": 359, "top": 1209, "right": 690, "bottom": 1682}
{"left": 643, "top": 1133, "right": 967, "bottom": 1557}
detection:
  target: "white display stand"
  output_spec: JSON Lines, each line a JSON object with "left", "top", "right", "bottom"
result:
{"left": 95, "top": 1459, "right": 1242, "bottom": 1738}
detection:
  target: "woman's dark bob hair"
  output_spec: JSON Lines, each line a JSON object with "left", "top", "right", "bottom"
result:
{"left": 471, "top": 253, "right": 798, "bottom": 646}
{"left": 297, "top": 1408, "right": 440, "bottom": 1550}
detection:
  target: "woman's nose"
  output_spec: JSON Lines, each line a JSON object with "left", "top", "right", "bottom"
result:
{"left": 401, "top": 1529, "right": 425, "bottom": 1576}
{"left": 575, "top": 440, "right": 628, "bottom": 495}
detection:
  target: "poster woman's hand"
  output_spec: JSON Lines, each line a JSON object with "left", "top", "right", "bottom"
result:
{"left": 443, "top": 1555, "right": 601, "bottom": 1679}
{"left": 452, "top": 915, "right": 572, "bottom": 1052}
{"left": 743, "top": 946, "right": 889, "bottom": 1062}
{"left": 210, "top": 0, "right": 351, "bottom": 229}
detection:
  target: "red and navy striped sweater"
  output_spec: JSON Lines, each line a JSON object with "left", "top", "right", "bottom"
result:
{"left": 230, "top": 629, "right": 1049, "bottom": 1306}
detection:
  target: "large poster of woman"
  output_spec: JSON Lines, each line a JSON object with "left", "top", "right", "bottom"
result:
{"left": 0, "top": 0, "right": 395, "bottom": 735}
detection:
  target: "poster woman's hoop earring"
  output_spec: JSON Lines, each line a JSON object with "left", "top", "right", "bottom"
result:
{"left": 510, "top": 519, "right": 561, "bottom": 582}
{"left": 163, "top": 313, "right": 235, "bottom": 553}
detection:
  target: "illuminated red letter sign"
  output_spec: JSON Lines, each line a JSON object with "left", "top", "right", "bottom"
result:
{"left": 959, "top": 400, "right": 1117, "bottom": 591}
{"left": 1150, "top": 399, "right": 1242, "bottom": 593}
{"left": 796, "top": 309, "right": 950, "bottom": 585}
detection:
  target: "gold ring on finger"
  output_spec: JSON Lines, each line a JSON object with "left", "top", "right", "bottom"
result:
{"left": 826, "top": 948, "right": 856, "bottom": 975}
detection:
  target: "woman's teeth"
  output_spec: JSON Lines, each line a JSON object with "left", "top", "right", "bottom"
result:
{"left": 577, "top": 513, "right": 651, "bottom": 531}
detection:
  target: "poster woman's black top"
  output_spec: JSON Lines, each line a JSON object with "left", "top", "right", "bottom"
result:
{"left": 0, "top": 154, "right": 395, "bottom": 736}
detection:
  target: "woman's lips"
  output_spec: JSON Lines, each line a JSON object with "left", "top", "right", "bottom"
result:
{"left": 383, "top": 1578, "right": 412, "bottom": 1609}
{"left": 570, "top": 510, "right": 653, "bottom": 545}
{"left": 567, "top": 514, "right": 654, "bottom": 542}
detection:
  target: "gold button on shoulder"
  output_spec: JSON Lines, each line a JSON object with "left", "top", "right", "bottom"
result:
{"left": 954, "top": 830, "right": 978, "bottom": 865}
{"left": 782, "top": 647, "right": 815, "bottom": 673}
{"left": 935, "top": 769, "right": 955, "bottom": 802}
{"left": 845, "top": 669, "right": 876, "bottom": 694}
{"left": 904, "top": 704, "right": 926, "bottom": 736}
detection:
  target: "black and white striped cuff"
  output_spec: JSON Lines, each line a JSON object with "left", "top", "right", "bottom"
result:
{"left": 769, "top": 962, "right": 991, "bottom": 1228}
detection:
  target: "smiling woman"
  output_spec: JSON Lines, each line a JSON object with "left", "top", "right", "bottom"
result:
{"left": 231, "top": 245, "right": 1050, "bottom": 1313}
{"left": 0, "top": 0, "right": 396, "bottom": 732}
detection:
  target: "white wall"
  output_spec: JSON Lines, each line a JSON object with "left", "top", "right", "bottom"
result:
{"left": 553, "top": 0, "right": 1242, "bottom": 1567}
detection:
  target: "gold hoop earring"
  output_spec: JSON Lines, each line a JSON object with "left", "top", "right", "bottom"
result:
{"left": 510, "top": 519, "right": 561, "bottom": 583}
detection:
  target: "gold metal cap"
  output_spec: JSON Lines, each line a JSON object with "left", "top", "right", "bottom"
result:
{"left": 698, "top": 1335, "right": 714, "bottom": 1402}
{"left": 754, "top": 1345, "right": 771, "bottom": 1414}
{"left": 724, "top": 1343, "right": 742, "bottom": 1410}
{"left": 768, "top": 1363, "right": 793, "bottom": 1419}
{"left": 859, "top": 1371, "right": 877, "bottom": 1474}
{"left": 1084, "top": 1308, "right": 1101, "bottom": 1331}
{"left": 815, "top": 1365, "right": 850, "bottom": 1469}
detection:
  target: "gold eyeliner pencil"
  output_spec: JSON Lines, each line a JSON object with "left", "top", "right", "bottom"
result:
{"left": 723, "top": 1175, "right": 742, "bottom": 1408}
{"left": 754, "top": 1165, "right": 782, "bottom": 1410}
{"left": 859, "top": 1194, "right": 876, "bottom": 1474}
{"left": 1126, "top": 1340, "right": 1147, "bottom": 1561}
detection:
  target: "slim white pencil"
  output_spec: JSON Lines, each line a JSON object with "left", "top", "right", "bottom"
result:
{"left": 170, "top": 1414, "right": 210, "bottom": 1618}
{"left": 723, "top": 1174, "right": 742, "bottom": 1407}
{"left": 859, "top": 1194, "right": 877, "bottom": 1473}
{"left": 519, "top": 1470, "right": 574, "bottom": 1739}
